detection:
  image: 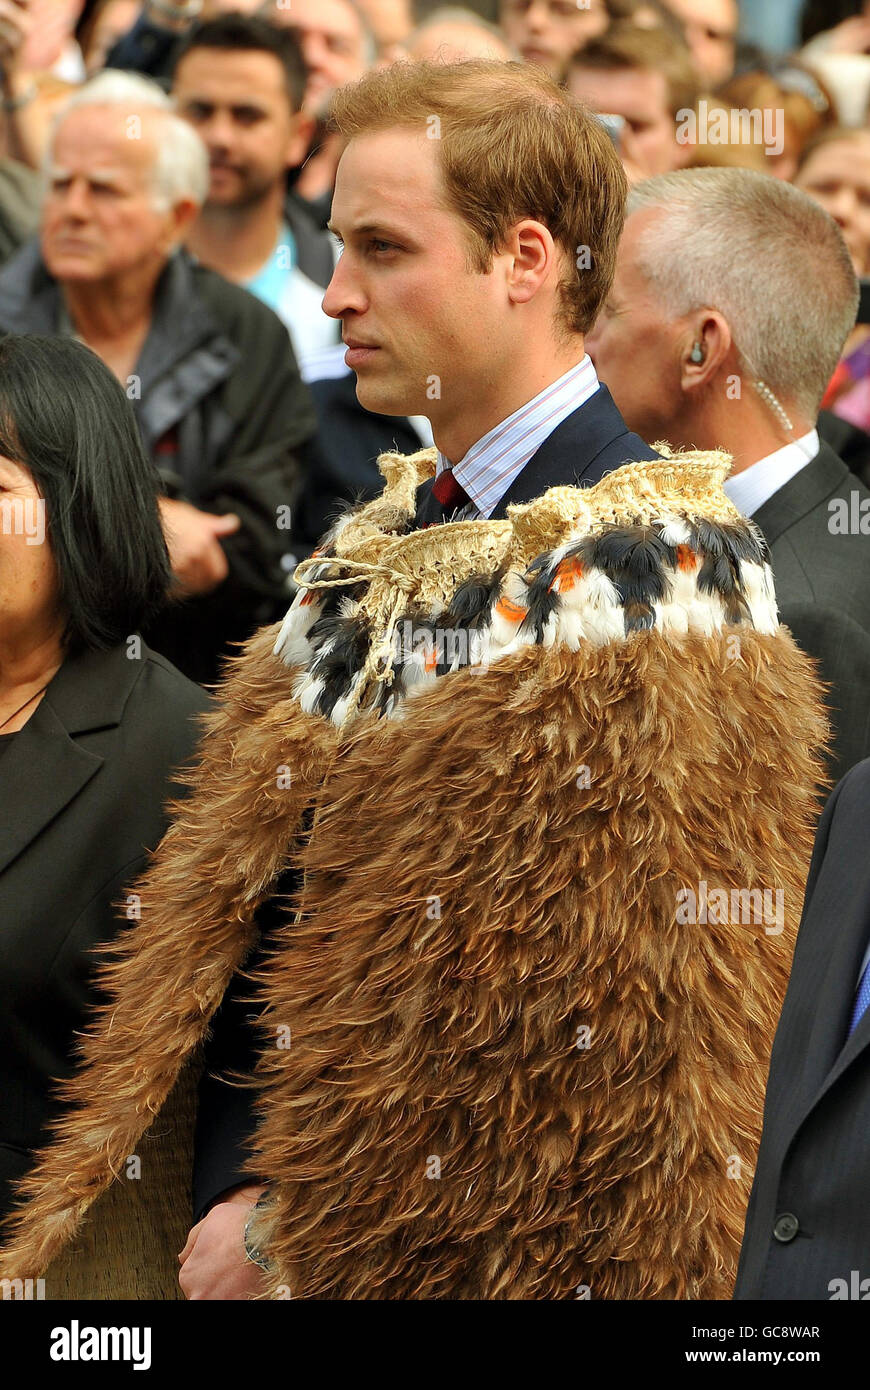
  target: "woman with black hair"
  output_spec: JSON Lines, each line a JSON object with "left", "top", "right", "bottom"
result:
{"left": 0, "top": 333, "right": 209, "bottom": 1226}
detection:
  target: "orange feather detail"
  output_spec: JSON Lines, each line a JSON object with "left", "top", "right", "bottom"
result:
{"left": 495, "top": 596, "right": 528, "bottom": 623}
{"left": 549, "top": 556, "right": 585, "bottom": 593}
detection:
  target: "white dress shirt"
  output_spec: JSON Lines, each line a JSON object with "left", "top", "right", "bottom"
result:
{"left": 722, "top": 429, "right": 820, "bottom": 517}
{"left": 436, "top": 355, "right": 601, "bottom": 519}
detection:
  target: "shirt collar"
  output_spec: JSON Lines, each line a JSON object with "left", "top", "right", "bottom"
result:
{"left": 435, "top": 356, "right": 600, "bottom": 519}
{"left": 722, "top": 429, "right": 820, "bottom": 518}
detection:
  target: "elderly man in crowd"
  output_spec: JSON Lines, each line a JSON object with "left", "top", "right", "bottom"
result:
{"left": 588, "top": 166, "right": 870, "bottom": 782}
{"left": 269, "top": 0, "right": 376, "bottom": 228}
{"left": 661, "top": 0, "right": 739, "bottom": 86}
{"left": 0, "top": 70, "right": 316, "bottom": 686}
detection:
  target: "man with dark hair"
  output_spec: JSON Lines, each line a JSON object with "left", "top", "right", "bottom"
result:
{"left": 171, "top": 14, "right": 339, "bottom": 362}
{"left": 267, "top": 0, "right": 376, "bottom": 228}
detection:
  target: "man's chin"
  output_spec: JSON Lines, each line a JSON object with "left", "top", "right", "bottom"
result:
{"left": 352, "top": 375, "right": 420, "bottom": 419}
{"left": 43, "top": 253, "right": 104, "bottom": 281}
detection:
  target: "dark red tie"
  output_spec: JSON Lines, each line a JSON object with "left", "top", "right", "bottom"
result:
{"left": 431, "top": 467, "right": 471, "bottom": 513}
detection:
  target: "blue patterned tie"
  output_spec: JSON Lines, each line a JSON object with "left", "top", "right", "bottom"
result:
{"left": 848, "top": 962, "right": 870, "bottom": 1037}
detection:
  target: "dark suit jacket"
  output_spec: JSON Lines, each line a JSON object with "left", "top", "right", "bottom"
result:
{"left": 818, "top": 409, "right": 870, "bottom": 491}
{"left": 735, "top": 758, "right": 870, "bottom": 1300}
{"left": 413, "top": 383, "right": 657, "bottom": 525}
{"left": 0, "top": 641, "right": 209, "bottom": 1224}
{"left": 753, "top": 443, "right": 870, "bottom": 783}
{"left": 191, "top": 385, "right": 660, "bottom": 1218}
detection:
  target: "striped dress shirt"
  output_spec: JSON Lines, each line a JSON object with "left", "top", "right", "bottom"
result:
{"left": 435, "top": 355, "right": 600, "bottom": 519}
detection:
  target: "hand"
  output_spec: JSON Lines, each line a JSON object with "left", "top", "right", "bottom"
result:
{"left": 0, "top": 0, "right": 30, "bottom": 80}
{"left": 178, "top": 1182, "right": 269, "bottom": 1301}
{"left": 20, "top": 0, "right": 80, "bottom": 72}
{"left": 158, "top": 496, "right": 241, "bottom": 596}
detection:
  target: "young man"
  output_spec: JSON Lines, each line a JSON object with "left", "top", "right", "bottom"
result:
{"left": 172, "top": 13, "right": 340, "bottom": 361}
{"left": 0, "top": 62, "right": 824, "bottom": 1304}
{"left": 180, "top": 57, "right": 659, "bottom": 1300}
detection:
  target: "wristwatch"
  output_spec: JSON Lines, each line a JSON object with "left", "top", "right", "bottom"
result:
{"left": 243, "top": 1192, "right": 274, "bottom": 1273}
{"left": 1, "top": 80, "right": 37, "bottom": 113}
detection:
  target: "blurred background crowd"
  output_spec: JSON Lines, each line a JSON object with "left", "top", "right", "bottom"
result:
{"left": 0, "top": 0, "right": 866, "bottom": 684}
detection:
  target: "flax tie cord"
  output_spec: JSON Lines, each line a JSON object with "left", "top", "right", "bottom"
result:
{"left": 292, "top": 554, "right": 419, "bottom": 727}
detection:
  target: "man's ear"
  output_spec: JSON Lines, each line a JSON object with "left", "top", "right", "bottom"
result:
{"left": 505, "top": 218, "right": 555, "bottom": 307}
{"left": 166, "top": 197, "right": 201, "bottom": 253}
{"left": 286, "top": 111, "right": 317, "bottom": 169}
{"left": 679, "top": 312, "right": 732, "bottom": 393}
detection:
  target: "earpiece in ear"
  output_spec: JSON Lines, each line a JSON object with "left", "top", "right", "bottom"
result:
{"left": 690, "top": 341, "right": 704, "bottom": 364}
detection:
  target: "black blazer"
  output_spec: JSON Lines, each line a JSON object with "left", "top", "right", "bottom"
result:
{"left": 0, "top": 641, "right": 209, "bottom": 1224}
{"left": 753, "top": 443, "right": 870, "bottom": 783}
{"left": 191, "top": 386, "right": 660, "bottom": 1218}
{"left": 735, "top": 758, "right": 870, "bottom": 1300}
{"left": 413, "top": 384, "right": 658, "bottom": 526}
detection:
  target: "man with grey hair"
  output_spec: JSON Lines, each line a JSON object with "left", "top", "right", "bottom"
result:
{"left": 0, "top": 69, "right": 316, "bottom": 686}
{"left": 587, "top": 166, "right": 870, "bottom": 781}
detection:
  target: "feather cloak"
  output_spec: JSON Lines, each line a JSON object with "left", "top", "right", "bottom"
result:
{"left": 0, "top": 446, "right": 828, "bottom": 1300}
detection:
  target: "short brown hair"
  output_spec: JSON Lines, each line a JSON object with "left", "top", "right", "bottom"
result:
{"left": 328, "top": 59, "right": 627, "bottom": 336}
{"left": 569, "top": 22, "right": 701, "bottom": 120}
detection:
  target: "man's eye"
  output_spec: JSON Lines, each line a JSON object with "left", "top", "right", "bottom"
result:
{"left": 369, "top": 239, "right": 395, "bottom": 254}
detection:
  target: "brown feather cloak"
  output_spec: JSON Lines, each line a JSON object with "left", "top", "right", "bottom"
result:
{"left": 0, "top": 446, "right": 828, "bottom": 1300}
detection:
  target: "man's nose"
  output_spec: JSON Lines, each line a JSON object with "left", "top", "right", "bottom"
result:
{"left": 197, "top": 111, "right": 235, "bottom": 150}
{"left": 301, "top": 33, "right": 328, "bottom": 78}
{"left": 322, "top": 253, "right": 367, "bottom": 320}
{"left": 58, "top": 179, "right": 90, "bottom": 220}
{"left": 526, "top": 1, "right": 551, "bottom": 32}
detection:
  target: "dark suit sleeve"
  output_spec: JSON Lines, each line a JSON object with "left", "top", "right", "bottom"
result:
{"left": 778, "top": 602, "right": 870, "bottom": 783}
{"left": 191, "top": 958, "right": 264, "bottom": 1222}
{"left": 733, "top": 764, "right": 859, "bottom": 1296}
{"left": 794, "top": 765, "right": 856, "bottom": 920}
{"left": 192, "top": 882, "right": 294, "bottom": 1221}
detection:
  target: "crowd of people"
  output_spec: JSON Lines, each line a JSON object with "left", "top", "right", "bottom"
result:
{"left": 0, "top": 0, "right": 869, "bottom": 1305}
